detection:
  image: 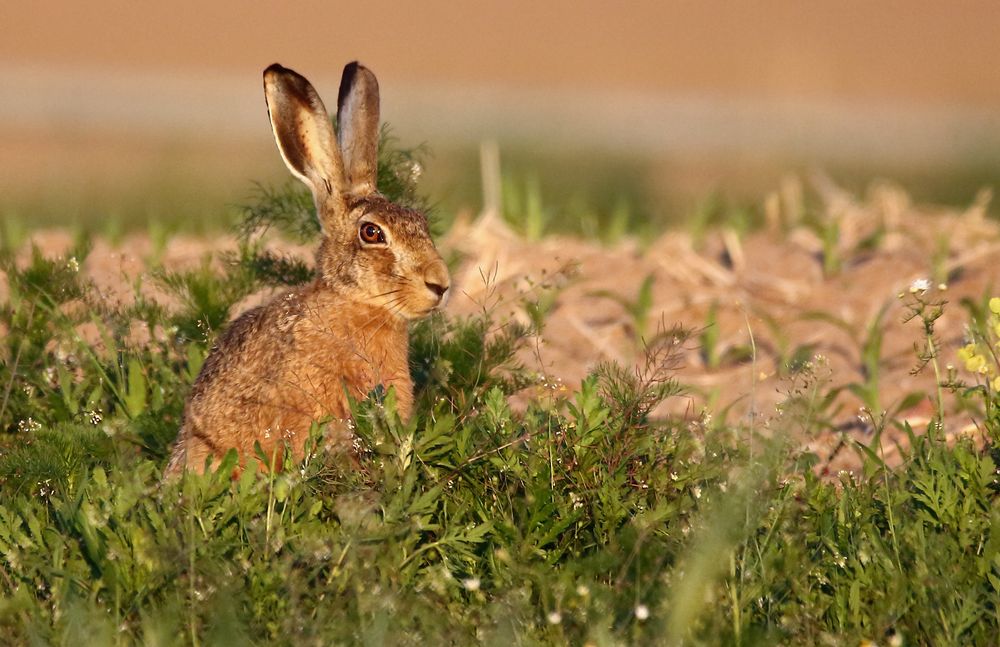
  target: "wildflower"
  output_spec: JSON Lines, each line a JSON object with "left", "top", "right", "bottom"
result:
{"left": 958, "top": 343, "right": 989, "bottom": 374}
{"left": 990, "top": 297, "right": 1000, "bottom": 315}
{"left": 546, "top": 611, "right": 562, "bottom": 625}
{"left": 576, "top": 584, "right": 590, "bottom": 597}
{"left": 462, "top": 577, "right": 480, "bottom": 592}
{"left": 408, "top": 160, "right": 423, "bottom": 182}
{"left": 66, "top": 256, "right": 80, "bottom": 273}
{"left": 17, "top": 418, "right": 41, "bottom": 433}
{"left": 634, "top": 604, "right": 650, "bottom": 621}
{"left": 909, "top": 278, "right": 931, "bottom": 294}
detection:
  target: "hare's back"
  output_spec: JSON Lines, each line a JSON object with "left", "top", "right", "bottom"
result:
{"left": 190, "top": 302, "right": 294, "bottom": 399}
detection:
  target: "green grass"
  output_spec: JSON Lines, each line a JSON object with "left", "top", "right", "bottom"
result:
{"left": 2, "top": 145, "right": 1000, "bottom": 645}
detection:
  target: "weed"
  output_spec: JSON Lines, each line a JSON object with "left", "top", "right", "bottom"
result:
{"left": 902, "top": 281, "right": 949, "bottom": 424}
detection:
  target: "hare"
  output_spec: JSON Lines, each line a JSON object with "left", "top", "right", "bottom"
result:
{"left": 164, "top": 62, "right": 450, "bottom": 476}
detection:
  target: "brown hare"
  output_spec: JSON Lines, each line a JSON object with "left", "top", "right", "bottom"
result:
{"left": 165, "top": 62, "right": 450, "bottom": 476}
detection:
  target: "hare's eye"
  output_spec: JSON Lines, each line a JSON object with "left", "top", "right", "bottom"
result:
{"left": 359, "top": 222, "right": 386, "bottom": 244}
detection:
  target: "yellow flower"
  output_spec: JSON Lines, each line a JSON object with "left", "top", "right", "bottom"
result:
{"left": 992, "top": 376, "right": 1000, "bottom": 391}
{"left": 990, "top": 297, "right": 1000, "bottom": 315}
{"left": 965, "top": 354, "right": 987, "bottom": 374}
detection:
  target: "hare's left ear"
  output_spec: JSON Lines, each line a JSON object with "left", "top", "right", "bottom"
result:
{"left": 264, "top": 63, "right": 348, "bottom": 225}
{"left": 337, "top": 62, "right": 380, "bottom": 196}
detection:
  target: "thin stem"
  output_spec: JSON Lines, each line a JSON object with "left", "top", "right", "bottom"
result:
{"left": 0, "top": 300, "right": 35, "bottom": 426}
{"left": 927, "top": 334, "right": 945, "bottom": 426}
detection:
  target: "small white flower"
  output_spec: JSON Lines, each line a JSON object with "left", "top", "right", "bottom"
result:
{"left": 408, "top": 161, "right": 423, "bottom": 182}
{"left": 576, "top": 584, "right": 590, "bottom": 597}
{"left": 66, "top": 256, "right": 80, "bottom": 273}
{"left": 17, "top": 418, "right": 41, "bottom": 433}
{"left": 462, "top": 577, "right": 480, "bottom": 592}
{"left": 909, "top": 278, "right": 931, "bottom": 294}
{"left": 635, "top": 604, "right": 650, "bottom": 621}
{"left": 546, "top": 611, "right": 562, "bottom": 625}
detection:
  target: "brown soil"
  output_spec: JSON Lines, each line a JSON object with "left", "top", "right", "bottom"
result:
{"left": 12, "top": 176, "right": 1000, "bottom": 473}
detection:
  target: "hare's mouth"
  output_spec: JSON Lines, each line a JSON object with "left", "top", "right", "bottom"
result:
{"left": 374, "top": 280, "right": 448, "bottom": 320}
{"left": 409, "top": 301, "right": 445, "bottom": 320}
{"left": 406, "top": 295, "right": 448, "bottom": 320}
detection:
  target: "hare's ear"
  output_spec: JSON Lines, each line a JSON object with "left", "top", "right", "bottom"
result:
{"left": 263, "top": 64, "right": 348, "bottom": 225}
{"left": 337, "top": 62, "right": 380, "bottom": 196}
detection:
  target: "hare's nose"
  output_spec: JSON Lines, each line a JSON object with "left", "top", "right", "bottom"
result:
{"left": 423, "top": 262, "right": 451, "bottom": 300}
{"left": 425, "top": 280, "right": 449, "bottom": 297}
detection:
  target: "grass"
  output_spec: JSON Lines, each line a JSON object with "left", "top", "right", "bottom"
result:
{"left": 2, "top": 140, "right": 1000, "bottom": 645}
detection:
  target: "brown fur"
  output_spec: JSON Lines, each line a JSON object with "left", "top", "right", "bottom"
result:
{"left": 164, "top": 62, "right": 448, "bottom": 476}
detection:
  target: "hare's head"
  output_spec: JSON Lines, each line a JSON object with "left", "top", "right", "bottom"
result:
{"left": 263, "top": 62, "right": 450, "bottom": 320}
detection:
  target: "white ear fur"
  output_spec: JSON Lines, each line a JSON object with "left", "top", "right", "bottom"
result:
{"left": 336, "top": 62, "right": 381, "bottom": 196}
{"left": 263, "top": 63, "right": 348, "bottom": 227}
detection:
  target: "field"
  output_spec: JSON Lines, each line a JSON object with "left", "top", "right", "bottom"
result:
{"left": 2, "top": 138, "right": 1000, "bottom": 645}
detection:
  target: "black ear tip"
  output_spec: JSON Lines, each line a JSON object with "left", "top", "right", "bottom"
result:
{"left": 264, "top": 64, "right": 316, "bottom": 103}
{"left": 264, "top": 63, "right": 309, "bottom": 84}
{"left": 264, "top": 63, "right": 286, "bottom": 78}
{"left": 339, "top": 62, "right": 360, "bottom": 104}
{"left": 338, "top": 61, "right": 377, "bottom": 105}
{"left": 343, "top": 61, "right": 370, "bottom": 77}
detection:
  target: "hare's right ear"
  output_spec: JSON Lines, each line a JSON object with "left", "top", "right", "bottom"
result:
{"left": 263, "top": 64, "right": 348, "bottom": 225}
{"left": 337, "top": 62, "right": 380, "bottom": 196}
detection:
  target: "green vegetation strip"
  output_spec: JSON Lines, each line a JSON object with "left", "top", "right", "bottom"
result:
{"left": 1, "top": 140, "right": 999, "bottom": 646}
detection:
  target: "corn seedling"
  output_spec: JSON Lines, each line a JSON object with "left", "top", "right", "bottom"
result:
{"left": 591, "top": 272, "right": 656, "bottom": 348}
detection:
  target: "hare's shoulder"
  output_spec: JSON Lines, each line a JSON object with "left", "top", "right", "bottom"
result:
{"left": 190, "top": 288, "right": 309, "bottom": 393}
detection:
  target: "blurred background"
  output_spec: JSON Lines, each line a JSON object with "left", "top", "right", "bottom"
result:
{"left": 4, "top": 0, "right": 1000, "bottom": 233}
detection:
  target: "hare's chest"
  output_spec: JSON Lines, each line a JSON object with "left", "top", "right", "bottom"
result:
{"left": 286, "top": 313, "right": 412, "bottom": 418}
